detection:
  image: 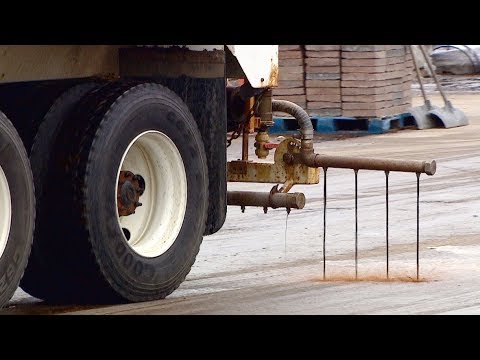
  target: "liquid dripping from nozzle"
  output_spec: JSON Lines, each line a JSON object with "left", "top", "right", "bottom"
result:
{"left": 354, "top": 169, "right": 358, "bottom": 279}
{"left": 323, "top": 167, "right": 328, "bottom": 280}
{"left": 417, "top": 172, "right": 420, "bottom": 281}
{"left": 385, "top": 170, "right": 390, "bottom": 280}
{"left": 284, "top": 208, "right": 290, "bottom": 256}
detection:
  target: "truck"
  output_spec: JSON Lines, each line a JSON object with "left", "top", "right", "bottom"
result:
{"left": 0, "top": 45, "right": 435, "bottom": 306}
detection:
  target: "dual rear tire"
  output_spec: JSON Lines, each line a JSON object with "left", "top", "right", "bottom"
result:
{"left": 17, "top": 82, "right": 209, "bottom": 303}
{"left": 0, "top": 113, "right": 35, "bottom": 307}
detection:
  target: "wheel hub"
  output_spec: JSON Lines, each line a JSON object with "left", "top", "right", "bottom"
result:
{"left": 117, "top": 171, "right": 145, "bottom": 217}
{"left": 115, "top": 130, "right": 187, "bottom": 258}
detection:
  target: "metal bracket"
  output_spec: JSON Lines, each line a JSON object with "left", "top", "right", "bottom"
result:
{"left": 227, "top": 137, "right": 320, "bottom": 192}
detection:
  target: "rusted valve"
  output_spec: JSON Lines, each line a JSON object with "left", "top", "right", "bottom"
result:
{"left": 254, "top": 130, "right": 270, "bottom": 159}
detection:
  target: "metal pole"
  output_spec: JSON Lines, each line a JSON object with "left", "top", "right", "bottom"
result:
{"left": 227, "top": 191, "right": 306, "bottom": 210}
{"left": 308, "top": 154, "right": 436, "bottom": 176}
{"left": 418, "top": 45, "right": 450, "bottom": 105}
{"left": 409, "top": 45, "right": 429, "bottom": 104}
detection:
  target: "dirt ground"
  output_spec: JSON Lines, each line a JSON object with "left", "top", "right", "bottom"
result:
{"left": 4, "top": 90, "right": 480, "bottom": 315}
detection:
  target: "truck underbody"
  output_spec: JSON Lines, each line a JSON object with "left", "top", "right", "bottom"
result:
{"left": 0, "top": 45, "right": 280, "bottom": 304}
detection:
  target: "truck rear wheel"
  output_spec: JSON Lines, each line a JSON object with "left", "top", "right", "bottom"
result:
{"left": 0, "top": 113, "right": 34, "bottom": 307}
{"left": 20, "top": 82, "right": 101, "bottom": 300}
{"left": 23, "top": 82, "right": 209, "bottom": 303}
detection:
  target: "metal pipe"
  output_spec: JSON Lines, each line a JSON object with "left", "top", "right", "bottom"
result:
{"left": 418, "top": 45, "right": 450, "bottom": 105}
{"left": 227, "top": 190, "right": 306, "bottom": 209}
{"left": 242, "top": 98, "right": 253, "bottom": 161}
{"left": 272, "top": 99, "right": 314, "bottom": 154}
{"left": 433, "top": 45, "right": 480, "bottom": 74}
{"left": 258, "top": 89, "right": 273, "bottom": 126}
{"left": 304, "top": 153, "right": 436, "bottom": 176}
{"left": 409, "top": 45, "right": 430, "bottom": 105}
{"left": 271, "top": 99, "right": 437, "bottom": 176}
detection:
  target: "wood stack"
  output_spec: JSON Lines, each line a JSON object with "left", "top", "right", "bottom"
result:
{"left": 275, "top": 45, "right": 414, "bottom": 118}
{"left": 304, "top": 45, "right": 342, "bottom": 116}
{"left": 273, "top": 45, "right": 306, "bottom": 110}
{"left": 404, "top": 47, "right": 414, "bottom": 109}
{"left": 341, "top": 45, "right": 412, "bottom": 117}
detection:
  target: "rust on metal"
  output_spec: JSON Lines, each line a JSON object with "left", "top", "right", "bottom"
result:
{"left": 117, "top": 171, "right": 145, "bottom": 217}
{"left": 242, "top": 124, "right": 249, "bottom": 161}
{"left": 227, "top": 187, "right": 306, "bottom": 210}
{"left": 228, "top": 161, "right": 248, "bottom": 175}
{"left": 267, "top": 62, "right": 279, "bottom": 88}
{"left": 242, "top": 97, "right": 254, "bottom": 161}
{"left": 227, "top": 138, "right": 320, "bottom": 190}
{"left": 304, "top": 153, "right": 436, "bottom": 175}
{"left": 249, "top": 117, "right": 262, "bottom": 133}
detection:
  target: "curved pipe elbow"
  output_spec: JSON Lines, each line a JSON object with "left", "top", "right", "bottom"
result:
{"left": 272, "top": 99, "right": 314, "bottom": 155}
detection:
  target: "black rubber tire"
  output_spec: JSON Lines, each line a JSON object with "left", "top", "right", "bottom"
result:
{"left": 20, "top": 82, "right": 102, "bottom": 300}
{"left": 153, "top": 77, "right": 227, "bottom": 235}
{"left": 24, "top": 82, "right": 208, "bottom": 303}
{"left": 0, "top": 112, "right": 35, "bottom": 307}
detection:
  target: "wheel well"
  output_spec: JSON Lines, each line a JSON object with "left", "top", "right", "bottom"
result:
{"left": 0, "top": 78, "right": 94, "bottom": 152}
{"left": 0, "top": 76, "right": 228, "bottom": 236}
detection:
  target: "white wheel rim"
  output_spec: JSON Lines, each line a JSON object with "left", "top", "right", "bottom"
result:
{"left": 116, "top": 131, "right": 187, "bottom": 258}
{"left": 0, "top": 165, "right": 12, "bottom": 258}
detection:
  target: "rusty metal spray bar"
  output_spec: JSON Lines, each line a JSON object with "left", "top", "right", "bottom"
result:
{"left": 227, "top": 190, "right": 306, "bottom": 210}
{"left": 231, "top": 99, "right": 434, "bottom": 281}
{"left": 302, "top": 154, "right": 436, "bottom": 175}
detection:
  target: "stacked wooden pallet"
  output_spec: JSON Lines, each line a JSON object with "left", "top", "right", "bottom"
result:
{"left": 273, "top": 45, "right": 306, "bottom": 110}
{"left": 340, "top": 45, "right": 412, "bottom": 117}
{"left": 304, "top": 45, "right": 342, "bottom": 116}
{"left": 275, "top": 45, "right": 413, "bottom": 119}
{"left": 404, "top": 47, "right": 414, "bottom": 110}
